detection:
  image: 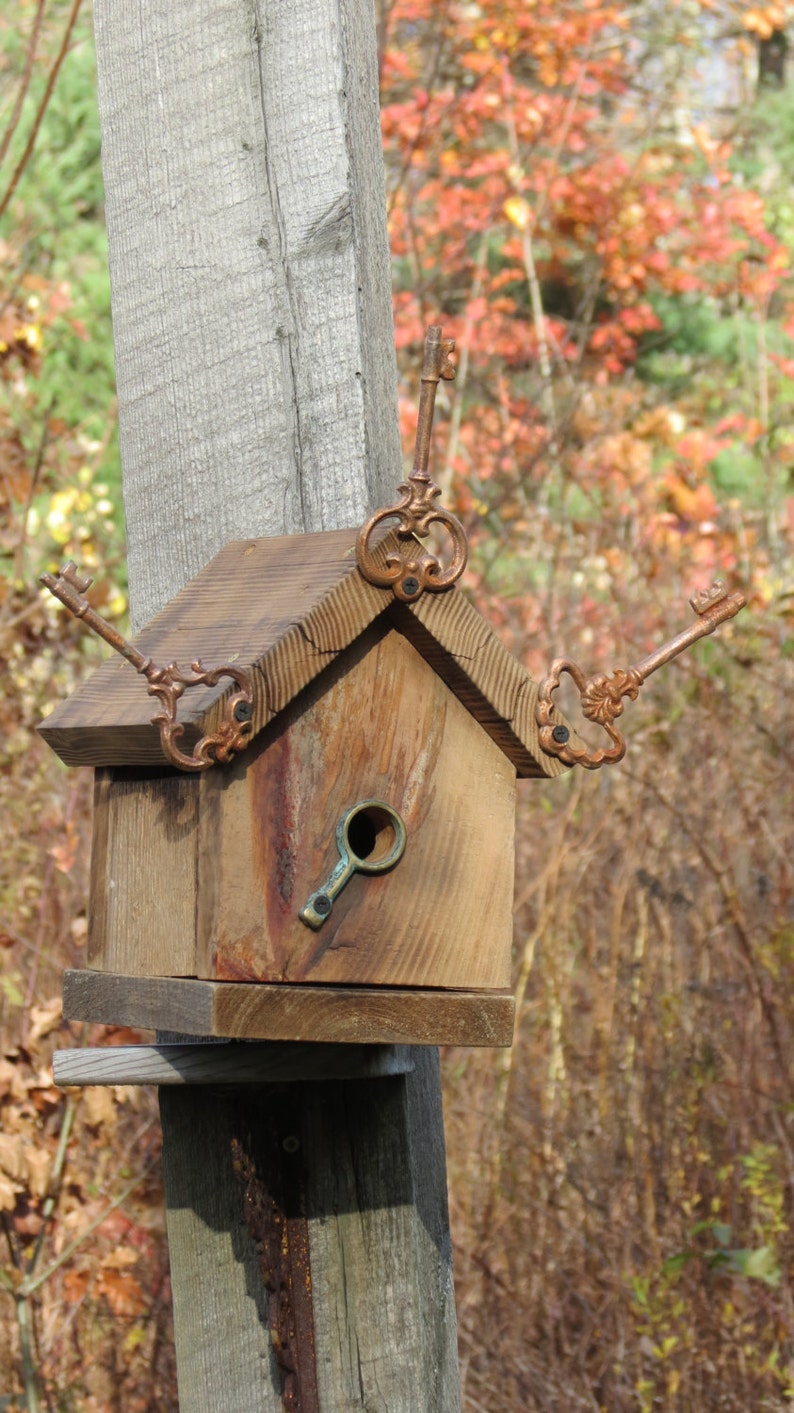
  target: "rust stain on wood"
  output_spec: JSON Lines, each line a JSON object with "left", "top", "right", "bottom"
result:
{"left": 230, "top": 1103, "right": 319, "bottom": 1412}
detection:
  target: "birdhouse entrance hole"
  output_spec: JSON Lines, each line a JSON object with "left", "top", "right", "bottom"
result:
{"left": 346, "top": 803, "right": 399, "bottom": 865}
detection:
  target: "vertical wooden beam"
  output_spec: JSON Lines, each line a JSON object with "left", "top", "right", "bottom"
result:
{"left": 94, "top": 0, "right": 402, "bottom": 632}
{"left": 92, "top": 1, "right": 461, "bottom": 1408}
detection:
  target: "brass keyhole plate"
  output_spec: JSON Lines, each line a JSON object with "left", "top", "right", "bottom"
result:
{"left": 300, "top": 800, "right": 407, "bottom": 930}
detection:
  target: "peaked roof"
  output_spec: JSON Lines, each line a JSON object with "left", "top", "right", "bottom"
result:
{"left": 39, "top": 527, "right": 571, "bottom": 779}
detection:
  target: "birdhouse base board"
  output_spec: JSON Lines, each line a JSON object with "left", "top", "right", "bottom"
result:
{"left": 62, "top": 970, "right": 516, "bottom": 1047}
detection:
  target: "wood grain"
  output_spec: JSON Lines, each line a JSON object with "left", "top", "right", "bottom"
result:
{"left": 197, "top": 622, "right": 516, "bottom": 991}
{"left": 93, "top": 0, "right": 401, "bottom": 634}
{"left": 52, "top": 1043, "right": 414, "bottom": 1086}
{"left": 90, "top": 0, "right": 462, "bottom": 1406}
{"left": 62, "top": 970, "right": 516, "bottom": 1046}
{"left": 158, "top": 1049, "right": 460, "bottom": 1413}
{"left": 88, "top": 768, "right": 198, "bottom": 976}
{"left": 39, "top": 529, "right": 390, "bottom": 767}
{"left": 39, "top": 528, "right": 573, "bottom": 779}
{"left": 394, "top": 593, "right": 574, "bottom": 779}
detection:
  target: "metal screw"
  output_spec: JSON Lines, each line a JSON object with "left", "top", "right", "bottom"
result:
{"left": 233, "top": 699, "right": 253, "bottom": 723}
{"left": 401, "top": 576, "right": 420, "bottom": 597}
{"left": 313, "top": 894, "right": 332, "bottom": 916}
{"left": 282, "top": 1135, "right": 300, "bottom": 1154}
{"left": 552, "top": 724, "right": 570, "bottom": 744}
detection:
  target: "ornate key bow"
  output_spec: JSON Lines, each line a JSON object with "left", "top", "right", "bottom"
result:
{"left": 536, "top": 582, "right": 746, "bottom": 770}
{"left": 356, "top": 325, "right": 468, "bottom": 602}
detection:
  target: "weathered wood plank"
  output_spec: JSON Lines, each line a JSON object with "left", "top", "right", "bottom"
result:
{"left": 52, "top": 1043, "right": 414, "bottom": 1086}
{"left": 40, "top": 527, "right": 573, "bottom": 779}
{"left": 197, "top": 623, "right": 516, "bottom": 992}
{"left": 158, "top": 1059, "right": 461, "bottom": 1413}
{"left": 392, "top": 594, "right": 574, "bottom": 779}
{"left": 62, "top": 970, "right": 516, "bottom": 1047}
{"left": 94, "top": 0, "right": 401, "bottom": 634}
{"left": 39, "top": 530, "right": 391, "bottom": 766}
{"left": 88, "top": 768, "right": 198, "bottom": 976}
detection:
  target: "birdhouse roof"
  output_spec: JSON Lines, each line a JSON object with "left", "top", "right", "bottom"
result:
{"left": 39, "top": 528, "right": 569, "bottom": 779}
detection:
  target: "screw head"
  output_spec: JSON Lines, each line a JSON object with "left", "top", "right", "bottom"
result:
{"left": 313, "top": 894, "right": 332, "bottom": 916}
{"left": 282, "top": 1135, "right": 300, "bottom": 1154}
{"left": 401, "top": 576, "right": 420, "bottom": 598}
{"left": 233, "top": 699, "right": 253, "bottom": 723}
{"left": 552, "top": 724, "right": 570, "bottom": 745}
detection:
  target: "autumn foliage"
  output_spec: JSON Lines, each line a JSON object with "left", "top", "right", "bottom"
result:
{"left": 2, "top": 1, "right": 794, "bottom": 1409}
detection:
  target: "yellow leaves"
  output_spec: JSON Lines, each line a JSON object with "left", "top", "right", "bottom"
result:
{"left": 123, "top": 1324, "right": 147, "bottom": 1353}
{"left": 504, "top": 195, "right": 533, "bottom": 232}
{"left": 45, "top": 487, "right": 94, "bottom": 546}
{"left": 472, "top": 23, "right": 519, "bottom": 55}
{"left": 14, "top": 323, "right": 42, "bottom": 353}
{"left": 618, "top": 201, "right": 646, "bottom": 230}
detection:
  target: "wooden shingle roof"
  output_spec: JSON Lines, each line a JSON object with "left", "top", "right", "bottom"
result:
{"left": 39, "top": 528, "right": 570, "bottom": 778}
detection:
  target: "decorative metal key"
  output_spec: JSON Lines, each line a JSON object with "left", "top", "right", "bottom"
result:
{"left": 41, "top": 561, "right": 255, "bottom": 772}
{"left": 300, "top": 800, "right": 407, "bottom": 929}
{"left": 536, "top": 581, "right": 747, "bottom": 770}
{"left": 356, "top": 325, "right": 469, "bottom": 602}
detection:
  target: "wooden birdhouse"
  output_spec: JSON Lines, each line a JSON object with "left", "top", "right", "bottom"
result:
{"left": 40, "top": 510, "right": 574, "bottom": 1046}
{"left": 40, "top": 330, "right": 745, "bottom": 1048}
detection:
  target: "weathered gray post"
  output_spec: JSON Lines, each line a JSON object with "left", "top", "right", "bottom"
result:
{"left": 90, "top": 1, "right": 460, "bottom": 1407}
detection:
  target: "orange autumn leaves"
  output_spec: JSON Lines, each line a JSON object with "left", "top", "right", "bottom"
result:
{"left": 381, "top": 0, "right": 792, "bottom": 623}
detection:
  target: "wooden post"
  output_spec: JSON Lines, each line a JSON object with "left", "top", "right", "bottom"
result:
{"left": 91, "top": 1, "right": 461, "bottom": 1409}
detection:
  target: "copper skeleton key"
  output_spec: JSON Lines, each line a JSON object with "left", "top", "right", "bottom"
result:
{"left": 536, "top": 581, "right": 747, "bottom": 770}
{"left": 41, "top": 561, "right": 254, "bottom": 771}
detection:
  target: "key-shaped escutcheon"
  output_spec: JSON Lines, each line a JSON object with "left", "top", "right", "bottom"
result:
{"left": 300, "top": 800, "right": 407, "bottom": 929}
{"left": 536, "top": 581, "right": 747, "bottom": 770}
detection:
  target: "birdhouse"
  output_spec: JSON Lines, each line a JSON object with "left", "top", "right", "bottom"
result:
{"left": 40, "top": 330, "right": 745, "bottom": 1048}
{"left": 40, "top": 506, "right": 574, "bottom": 1047}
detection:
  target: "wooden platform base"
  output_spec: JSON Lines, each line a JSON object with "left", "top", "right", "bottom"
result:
{"left": 62, "top": 970, "right": 516, "bottom": 1047}
{"left": 53, "top": 1042, "right": 414, "bottom": 1087}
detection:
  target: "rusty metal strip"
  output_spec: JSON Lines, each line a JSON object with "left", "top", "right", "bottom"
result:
{"left": 230, "top": 1102, "right": 319, "bottom": 1413}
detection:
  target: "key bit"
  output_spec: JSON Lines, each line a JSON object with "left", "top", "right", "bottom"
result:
{"left": 536, "top": 581, "right": 747, "bottom": 770}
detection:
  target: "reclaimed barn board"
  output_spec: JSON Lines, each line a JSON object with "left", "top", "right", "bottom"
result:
{"left": 88, "top": 767, "right": 198, "bottom": 977}
{"left": 62, "top": 970, "right": 516, "bottom": 1047}
{"left": 40, "top": 530, "right": 573, "bottom": 778}
{"left": 197, "top": 623, "right": 515, "bottom": 990}
{"left": 84, "top": 624, "right": 517, "bottom": 991}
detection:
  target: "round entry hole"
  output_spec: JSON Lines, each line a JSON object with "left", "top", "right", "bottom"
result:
{"left": 347, "top": 805, "right": 399, "bottom": 865}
